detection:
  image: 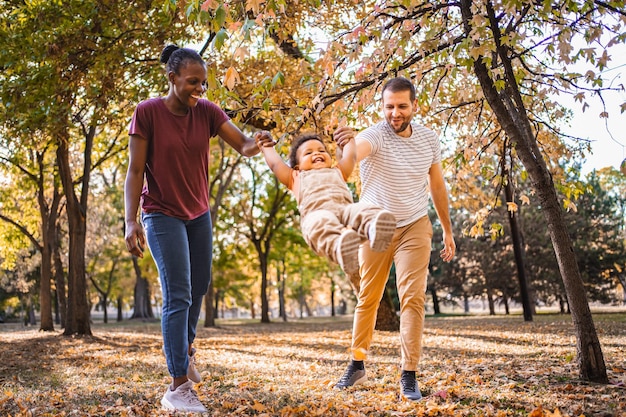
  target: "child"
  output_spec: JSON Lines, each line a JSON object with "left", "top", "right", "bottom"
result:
{"left": 256, "top": 129, "right": 396, "bottom": 275}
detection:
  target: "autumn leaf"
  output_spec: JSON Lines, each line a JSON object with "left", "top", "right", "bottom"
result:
{"left": 246, "top": 0, "right": 265, "bottom": 15}
{"left": 200, "top": 0, "right": 218, "bottom": 12}
{"left": 223, "top": 66, "right": 240, "bottom": 90}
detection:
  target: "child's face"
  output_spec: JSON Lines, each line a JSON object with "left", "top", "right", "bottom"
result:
{"left": 295, "top": 140, "right": 332, "bottom": 170}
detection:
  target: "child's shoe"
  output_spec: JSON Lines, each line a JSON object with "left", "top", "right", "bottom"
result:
{"left": 336, "top": 229, "right": 361, "bottom": 275}
{"left": 368, "top": 210, "right": 396, "bottom": 252}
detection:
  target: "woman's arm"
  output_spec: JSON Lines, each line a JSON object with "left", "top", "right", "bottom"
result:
{"left": 217, "top": 120, "right": 272, "bottom": 157}
{"left": 124, "top": 134, "right": 148, "bottom": 258}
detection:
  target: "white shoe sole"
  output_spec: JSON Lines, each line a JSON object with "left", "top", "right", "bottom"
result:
{"left": 337, "top": 230, "right": 361, "bottom": 275}
{"left": 369, "top": 211, "right": 396, "bottom": 252}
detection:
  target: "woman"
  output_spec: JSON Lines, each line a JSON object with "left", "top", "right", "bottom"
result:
{"left": 124, "top": 44, "right": 273, "bottom": 413}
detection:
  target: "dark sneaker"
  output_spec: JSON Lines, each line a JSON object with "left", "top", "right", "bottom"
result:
{"left": 336, "top": 229, "right": 361, "bottom": 275}
{"left": 161, "top": 380, "right": 207, "bottom": 413}
{"left": 187, "top": 348, "right": 202, "bottom": 383}
{"left": 335, "top": 364, "right": 367, "bottom": 389}
{"left": 400, "top": 371, "right": 422, "bottom": 401}
{"left": 368, "top": 210, "right": 396, "bottom": 251}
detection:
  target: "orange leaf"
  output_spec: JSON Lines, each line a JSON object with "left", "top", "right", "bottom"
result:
{"left": 223, "top": 67, "right": 240, "bottom": 90}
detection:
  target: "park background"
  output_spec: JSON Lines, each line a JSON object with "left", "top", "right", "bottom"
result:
{"left": 1, "top": 0, "right": 625, "bottom": 416}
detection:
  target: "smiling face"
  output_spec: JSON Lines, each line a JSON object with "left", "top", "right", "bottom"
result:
{"left": 168, "top": 60, "right": 207, "bottom": 111}
{"left": 295, "top": 138, "right": 332, "bottom": 171}
{"left": 382, "top": 88, "right": 417, "bottom": 138}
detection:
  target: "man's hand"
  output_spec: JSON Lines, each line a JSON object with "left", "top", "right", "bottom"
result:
{"left": 333, "top": 126, "right": 355, "bottom": 149}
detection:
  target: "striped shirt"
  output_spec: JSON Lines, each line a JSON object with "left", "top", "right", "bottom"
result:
{"left": 357, "top": 121, "right": 441, "bottom": 227}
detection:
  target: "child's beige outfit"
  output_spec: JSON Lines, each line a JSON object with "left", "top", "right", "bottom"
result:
{"left": 290, "top": 167, "right": 395, "bottom": 270}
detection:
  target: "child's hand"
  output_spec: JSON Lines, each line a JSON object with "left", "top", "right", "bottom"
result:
{"left": 254, "top": 130, "right": 275, "bottom": 148}
{"left": 333, "top": 126, "right": 354, "bottom": 149}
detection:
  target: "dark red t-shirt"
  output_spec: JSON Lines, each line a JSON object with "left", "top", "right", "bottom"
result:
{"left": 129, "top": 97, "right": 229, "bottom": 220}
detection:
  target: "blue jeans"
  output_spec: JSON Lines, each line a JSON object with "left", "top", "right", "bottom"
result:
{"left": 142, "top": 211, "right": 212, "bottom": 378}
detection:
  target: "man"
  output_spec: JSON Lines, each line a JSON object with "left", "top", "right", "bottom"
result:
{"left": 333, "top": 76, "right": 456, "bottom": 400}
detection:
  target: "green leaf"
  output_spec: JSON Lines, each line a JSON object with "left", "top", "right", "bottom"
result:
{"left": 215, "top": 5, "right": 227, "bottom": 27}
{"left": 214, "top": 28, "right": 228, "bottom": 50}
{"left": 271, "top": 71, "right": 285, "bottom": 87}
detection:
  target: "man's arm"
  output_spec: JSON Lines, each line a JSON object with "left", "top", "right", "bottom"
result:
{"left": 429, "top": 162, "right": 456, "bottom": 262}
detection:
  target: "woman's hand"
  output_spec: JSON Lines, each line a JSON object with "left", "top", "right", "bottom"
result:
{"left": 254, "top": 130, "right": 275, "bottom": 149}
{"left": 125, "top": 220, "right": 146, "bottom": 258}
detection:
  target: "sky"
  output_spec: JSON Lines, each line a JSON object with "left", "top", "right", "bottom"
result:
{"left": 560, "top": 43, "right": 626, "bottom": 175}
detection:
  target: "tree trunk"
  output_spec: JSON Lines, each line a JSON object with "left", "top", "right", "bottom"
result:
{"left": 117, "top": 295, "right": 123, "bottom": 322}
{"left": 460, "top": 0, "right": 607, "bottom": 382}
{"left": 102, "top": 296, "right": 108, "bottom": 324}
{"left": 53, "top": 224, "right": 67, "bottom": 328}
{"left": 37, "top": 163, "right": 62, "bottom": 331}
{"left": 257, "top": 242, "right": 270, "bottom": 323}
{"left": 430, "top": 286, "right": 440, "bottom": 315}
{"left": 504, "top": 169, "right": 533, "bottom": 321}
{"left": 57, "top": 136, "right": 91, "bottom": 336}
{"left": 277, "top": 260, "right": 287, "bottom": 321}
{"left": 214, "top": 289, "right": 220, "bottom": 319}
{"left": 130, "top": 256, "right": 153, "bottom": 319}
{"left": 204, "top": 281, "right": 215, "bottom": 327}
{"left": 487, "top": 288, "right": 495, "bottom": 315}
{"left": 39, "top": 232, "right": 54, "bottom": 331}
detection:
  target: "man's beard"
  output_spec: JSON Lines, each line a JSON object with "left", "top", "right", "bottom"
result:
{"left": 388, "top": 119, "right": 411, "bottom": 134}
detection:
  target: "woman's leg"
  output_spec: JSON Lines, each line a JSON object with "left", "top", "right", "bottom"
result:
{"left": 186, "top": 211, "right": 212, "bottom": 346}
{"left": 142, "top": 212, "right": 191, "bottom": 381}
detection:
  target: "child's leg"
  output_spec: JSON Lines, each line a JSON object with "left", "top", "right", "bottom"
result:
{"left": 301, "top": 209, "right": 344, "bottom": 262}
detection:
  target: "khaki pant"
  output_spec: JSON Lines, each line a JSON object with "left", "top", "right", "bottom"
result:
{"left": 351, "top": 215, "right": 433, "bottom": 371}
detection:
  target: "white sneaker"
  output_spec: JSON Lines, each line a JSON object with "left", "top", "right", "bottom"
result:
{"left": 161, "top": 380, "right": 207, "bottom": 413}
{"left": 188, "top": 348, "right": 202, "bottom": 383}
{"left": 336, "top": 229, "right": 361, "bottom": 275}
{"left": 368, "top": 210, "right": 396, "bottom": 252}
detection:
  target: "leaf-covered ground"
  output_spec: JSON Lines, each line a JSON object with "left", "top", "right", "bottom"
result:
{"left": 1, "top": 313, "right": 624, "bottom": 416}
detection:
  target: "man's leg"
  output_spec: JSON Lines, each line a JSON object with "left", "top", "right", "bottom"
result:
{"left": 394, "top": 216, "right": 432, "bottom": 400}
{"left": 335, "top": 231, "right": 396, "bottom": 388}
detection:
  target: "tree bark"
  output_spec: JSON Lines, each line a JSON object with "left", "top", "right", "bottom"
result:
{"left": 277, "top": 259, "right": 287, "bottom": 321}
{"left": 204, "top": 282, "right": 216, "bottom": 327}
{"left": 503, "top": 169, "right": 533, "bottom": 321}
{"left": 57, "top": 133, "right": 91, "bottom": 336}
{"left": 258, "top": 241, "right": 271, "bottom": 323}
{"left": 53, "top": 223, "right": 67, "bottom": 328}
{"left": 486, "top": 288, "right": 495, "bottom": 315}
{"left": 130, "top": 256, "right": 153, "bottom": 319}
{"left": 460, "top": 0, "right": 607, "bottom": 382}
{"left": 117, "top": 295, "right": 124, "bottom": 322}
{"left": 430, "top": 285, "right": 441, "bottom": 315}
{"left": 37, "top": 158, "right": 63, "bottom": 331}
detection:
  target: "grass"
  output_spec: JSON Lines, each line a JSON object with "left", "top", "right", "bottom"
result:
{"left": 0, "top": 312, "right": 625, "bottom": 416}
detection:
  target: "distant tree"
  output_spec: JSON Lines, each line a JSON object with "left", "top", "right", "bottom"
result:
{"left": 0, "top": 0, "right": 196, "bottom": 335}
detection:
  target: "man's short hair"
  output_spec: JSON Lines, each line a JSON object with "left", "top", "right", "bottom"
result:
{"left": 382, "top": 77, "right": 416, "bottom": 102}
